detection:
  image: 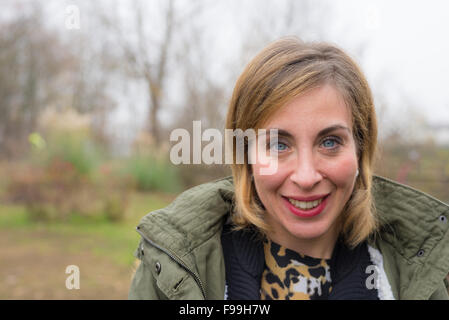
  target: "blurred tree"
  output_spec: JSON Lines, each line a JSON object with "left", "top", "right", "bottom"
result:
{"left": 68, "top": 30, "right": 117, "bottom": 152}
{"left": 0, "top": 1, "right": 116, "bottom": 159}
{"left": 96, "top": 0, "right": 204, "bottom": 147}
{"left": 0, "top": 4, "right": 75, "bottom": 158}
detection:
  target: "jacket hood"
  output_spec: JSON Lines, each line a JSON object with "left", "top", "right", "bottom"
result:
{"left": 137, "top": 174, "right": 449, "bottom": 299}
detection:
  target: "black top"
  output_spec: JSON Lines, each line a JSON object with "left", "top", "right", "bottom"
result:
{"left": 221, "top": 222, "right": 379, "bottom": 300}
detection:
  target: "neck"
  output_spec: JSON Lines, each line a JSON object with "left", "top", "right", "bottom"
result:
{"left": 267, "top": 225, "right": 340, "bottom": 259}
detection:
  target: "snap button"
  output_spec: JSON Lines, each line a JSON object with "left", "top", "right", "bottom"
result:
{"left": 417, "top": 249, "right": 425, "bottom": 257}
{"left": 439, "top": 215, "right": 447, "bottom": 223}
{"left": 155, "top": 262, "right": 161, "bottom": 275}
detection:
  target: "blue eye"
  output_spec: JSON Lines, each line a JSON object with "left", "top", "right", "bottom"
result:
{"left": 323, "top": 139, "right": 336, "bottom": 148}
{"left": 270, "top": 142, "right": 288, "bottom": 152}
{"left": 321, "top": 137, "right": 341, "bottom": 150}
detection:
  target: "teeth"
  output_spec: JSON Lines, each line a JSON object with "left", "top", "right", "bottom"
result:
{"left": 288, "top": 197, "right": 324, "bottom": 210}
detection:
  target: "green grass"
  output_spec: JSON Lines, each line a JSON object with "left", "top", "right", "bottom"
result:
{"left": 0, "top": 204, "right": 29, "bottom": 228}
{"left": 0, "top": 191, "right": 176, "bottom": 267}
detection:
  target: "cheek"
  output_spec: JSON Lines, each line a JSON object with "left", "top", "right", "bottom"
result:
{"left": 252, "top": 161, "right": 288, "bottom": 196}
{"left": 324, "top": 154, "right": 358, "bottom": 187}
{"left": 252, "top": 164, "right": 277, "bottom": 191}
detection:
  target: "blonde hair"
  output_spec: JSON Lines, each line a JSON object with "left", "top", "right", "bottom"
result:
{"left": 225, "top": 37, "right": 379, "bottom": 248}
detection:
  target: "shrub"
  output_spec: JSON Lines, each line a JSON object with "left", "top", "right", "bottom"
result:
{"left": 6, "top": 158, "right": 131, "bottom": 223}
{"left": 6, "top": 108, "right": 130, "bottom": 223}
{"left": 124, "top": 153, "right": 182, "bottom": 193}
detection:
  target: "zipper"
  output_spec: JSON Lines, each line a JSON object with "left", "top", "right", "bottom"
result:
{"left": 136, "top": 227, "right": 206, "bottom": 299}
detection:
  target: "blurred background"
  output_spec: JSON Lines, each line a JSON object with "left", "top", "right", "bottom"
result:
{"left": 0, "top": 0, "right": 448, "bottom": 299}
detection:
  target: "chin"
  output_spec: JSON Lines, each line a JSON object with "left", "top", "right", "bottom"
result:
{"left": 285, "top": 222, "right": 332, "bottom": 241}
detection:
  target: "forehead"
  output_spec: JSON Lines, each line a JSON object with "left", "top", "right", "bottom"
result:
{"left": 264, "top": 85, "right": 353, "bottom": 133}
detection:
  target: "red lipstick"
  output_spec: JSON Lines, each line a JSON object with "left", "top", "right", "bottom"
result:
{"left": 283, "top": 194, "right": 330, "bottom": 218}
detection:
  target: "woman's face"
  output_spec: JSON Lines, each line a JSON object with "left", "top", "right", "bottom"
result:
{"left": 251, "top": 84, "right": 359, "bottom": 254}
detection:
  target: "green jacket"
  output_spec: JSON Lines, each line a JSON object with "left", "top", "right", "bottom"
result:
{"left": 128, "top": 175, "right": 449, "bottom": 300}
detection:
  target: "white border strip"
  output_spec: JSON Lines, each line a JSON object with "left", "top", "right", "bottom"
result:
{"left": 224, "top": 283, "right": 228, "bottom": 300}
{"left": 367, "top": 245, "right": 395, "bottom": 300}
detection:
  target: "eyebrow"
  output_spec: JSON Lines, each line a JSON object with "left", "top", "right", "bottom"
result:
{"left": 268, "top": 124, "right": 351, "bottom": 139}
{"left": 316, "top": 124, "right": 351, "bottom": 137}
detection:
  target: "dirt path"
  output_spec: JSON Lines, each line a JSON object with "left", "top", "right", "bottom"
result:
{"left": 0, "top": 228, "right": 136, "bottom": 299}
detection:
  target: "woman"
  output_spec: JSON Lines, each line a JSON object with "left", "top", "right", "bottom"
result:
{"left": 128, "top": 37, "right": 449, "bottom": 300}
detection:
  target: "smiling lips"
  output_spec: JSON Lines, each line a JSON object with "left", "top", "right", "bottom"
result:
{"left": 283, "top": 194, "right": 330, "bottom": 218}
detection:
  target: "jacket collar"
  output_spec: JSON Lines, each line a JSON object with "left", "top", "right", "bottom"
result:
{"left": 370, "top": 175, "right": 449, "bottom": 298}
{"left": 137, "top": 176, "right": 234, "bottom": 272}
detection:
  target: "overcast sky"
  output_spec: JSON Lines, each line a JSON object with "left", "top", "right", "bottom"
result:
{"left": 333, "top": 0, "right": 449, "bottom": 125}
{"left": 206, "top": 0, "right": 449, "bottom": 126}
{"left": 5, "top": 0, "right": 448, "bottom": 145}
{"left": 123, "top": 0, "right": 449, "bottom": 145}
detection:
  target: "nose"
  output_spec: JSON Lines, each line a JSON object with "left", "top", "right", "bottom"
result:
{"left": 289, "top": 151, "right": 323, "bottom": 190}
